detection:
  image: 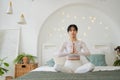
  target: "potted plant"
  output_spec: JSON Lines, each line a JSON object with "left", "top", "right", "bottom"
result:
{"left": 14, "top": 52, "right": 36, "bottom": 64}
{"left": 0, "top": 57, "right": 9, "bottom": 76}
{"left": 113, "top": 46, "right": 120, "bottom": 66}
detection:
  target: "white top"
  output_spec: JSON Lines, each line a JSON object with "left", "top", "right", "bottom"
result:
{"left": 57, "top": 40, "right": 90, "bottom": 59}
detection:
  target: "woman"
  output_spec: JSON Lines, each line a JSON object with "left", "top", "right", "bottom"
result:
{"left": 54, "top": 24, "right": 95, "bottom": 73}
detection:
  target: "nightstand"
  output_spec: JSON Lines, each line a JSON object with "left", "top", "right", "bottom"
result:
{"left": 15, "top": 63, "right": 38, "bottom": 78}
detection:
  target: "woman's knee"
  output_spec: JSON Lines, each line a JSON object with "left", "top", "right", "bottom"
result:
{"left": 75, "top": 62, "right": 95, "bottom": 73}
{"left": 86, "top": 62, "right": 95, "bottom": 71}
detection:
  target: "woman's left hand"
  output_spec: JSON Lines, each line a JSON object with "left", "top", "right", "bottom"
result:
{"left": 73, "top": 50, "right": 78, "bottom": 54}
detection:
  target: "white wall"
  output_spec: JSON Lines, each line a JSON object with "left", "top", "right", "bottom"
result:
{"left": 0, "top": 0, "right": 120, "bottom": 78}
{"left": 0, "top": 29, "right": 19, "bottom": 79}
{"left": 38, "top": 3, "right": 118, "bottom": 66}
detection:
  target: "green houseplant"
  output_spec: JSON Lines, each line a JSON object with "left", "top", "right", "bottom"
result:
{"left": 113, "top": 46, "right": 120, "bottom": 66}
{"left": 14, "top": 52, "right": 36, "bottom": 64}
{"left": 0, "top": 57, "right": 9, "bottom": 76}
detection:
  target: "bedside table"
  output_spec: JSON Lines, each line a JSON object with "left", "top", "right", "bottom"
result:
{"left": 15, "top": 63, "right": 38, "bottom": 78}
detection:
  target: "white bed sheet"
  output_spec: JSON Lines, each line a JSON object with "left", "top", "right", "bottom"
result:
{"left": 32, "top": 66, "right": 120, "bottom": 72}
{"left": 93, "top": 66, "right": 120, "bottom": 71}
{"left": 32, "top": 66, "right": 56, "bottom": 72}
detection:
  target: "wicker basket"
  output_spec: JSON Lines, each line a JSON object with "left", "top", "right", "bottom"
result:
{"left": 15, "top": 63, "right": 38, "bottom": 78}
{"left": 5, "top": 76, "right": 13, "bottom": 80}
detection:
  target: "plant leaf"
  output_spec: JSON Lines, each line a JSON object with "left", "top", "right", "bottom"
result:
{"left": 14, "top": 54, "right": 25, "bottom": 63}
{"left": 4, "top": 62, "right": 9, "bottom": 67}
{"left": 13, "top": 53, "right": 36, "bottom": 64}
{"left": 113, "top": 60, "right": 120, "bottom": 66}
{"left": 26, "top": 54, "right": 35, "bottom": 63}
{"left": 0, "top": 69, "right": 4, "bottom": 76}
{"left": 1, "top": 68, "right": 8, "bottom": 73}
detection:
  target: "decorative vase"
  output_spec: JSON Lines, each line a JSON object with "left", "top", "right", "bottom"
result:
{"left": 22, "top": 56, "right": 29, "bottom": 64}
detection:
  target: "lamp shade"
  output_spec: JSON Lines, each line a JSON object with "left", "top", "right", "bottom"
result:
{"left": 17, "top": 14, "right": 26, "bottom": 24}
{"left": 6, "top": 1, "right": 13, "bottom": 14}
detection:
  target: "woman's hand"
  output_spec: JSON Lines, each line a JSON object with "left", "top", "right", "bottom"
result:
{"left": 73, "top": 43, "right": 78, "bottom": 54}
{"left": 73, "top": 50, "right": 78, "bottom": 54}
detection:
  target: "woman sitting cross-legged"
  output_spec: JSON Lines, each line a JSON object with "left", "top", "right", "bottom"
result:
{"left": 54, "top": 24, "right": 95, "bottom": 73}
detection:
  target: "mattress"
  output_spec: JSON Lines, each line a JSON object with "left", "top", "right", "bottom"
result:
{"left": 32, "top": 66, "right": 120, "bottom": 72}
{"left": 14, "top": 66, "right": 120, "bottom": 80}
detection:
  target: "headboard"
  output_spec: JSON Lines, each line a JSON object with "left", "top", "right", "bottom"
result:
{"left": 42, "top": 43, "right": 57, "bottom": 65}
{"left": 91, "top": 44, "right": 115, "bottom": 66}
{"left": 41, "top": 43, "right": 115, "bottom": 66}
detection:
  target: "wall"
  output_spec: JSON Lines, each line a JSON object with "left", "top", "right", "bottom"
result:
{"left": 0, "top": 29, "right": 19, "bottom": 78}
{"left": 0, "top": 0, "right": 120, "bottom": 78}
{"left": 38, "top": 3, "right": 118, "bottom": 66}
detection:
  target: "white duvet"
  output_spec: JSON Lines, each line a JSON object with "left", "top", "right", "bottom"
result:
{"left": 32, "top": 66, "right": 120, "bottom": 72}
{"left": 93, "top": 66, "right": 120, "bottom": 71}
{"left": 32, "top": 66, "right": 56, "bottom": 72}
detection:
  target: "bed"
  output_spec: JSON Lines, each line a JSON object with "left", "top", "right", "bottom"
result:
{"left": 14, "top": 44, "right": 120, "bottom": 80}
{"left": 14, "top": 66, "right": 120, "bottom": 80}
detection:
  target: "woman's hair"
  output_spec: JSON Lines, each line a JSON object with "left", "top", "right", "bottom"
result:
{"left": 67, "top": 24, "right": 78, "bottom": 32}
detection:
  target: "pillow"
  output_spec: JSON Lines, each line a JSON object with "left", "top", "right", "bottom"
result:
{"left": 87, "top": 54, "right": 107, "bottom": 66}
{"left": 53, "top": 57, "right": 66, "bottom": 66}
{"left": 32, "top": 66, "right": 56, "bottom": 72}
{"left": 45, "top": 58, "right": 55, "bottom": 67}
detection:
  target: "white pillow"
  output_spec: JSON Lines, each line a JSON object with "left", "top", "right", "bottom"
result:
{"left": 32, "top": 66, "right": 56, "bottom": 72}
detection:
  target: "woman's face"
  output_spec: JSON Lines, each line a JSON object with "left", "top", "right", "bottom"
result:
{"left": 68, "top": 27, "right": 77, "bottom": 38}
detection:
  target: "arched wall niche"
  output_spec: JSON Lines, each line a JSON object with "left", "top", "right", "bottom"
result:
{"left": 38, "top": 3, "right": 119, "bottom": 65}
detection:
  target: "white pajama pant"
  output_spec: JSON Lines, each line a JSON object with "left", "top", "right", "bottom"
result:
{"left": 54, "top": 60, "right": 95, "bottom": 73}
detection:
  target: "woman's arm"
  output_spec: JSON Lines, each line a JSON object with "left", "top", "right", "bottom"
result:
{"left": 77, "top": 41, "right": 90, "bottom": 56}
{"left": 56, "top": 42, "right": 71, "bottom": 57}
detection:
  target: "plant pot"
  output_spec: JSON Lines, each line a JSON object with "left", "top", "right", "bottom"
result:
{"left": 22, "top": 56, "right": 29, "bottom": 64}
{"left": 5, "top": 76, "right": 13, "bottom": 80}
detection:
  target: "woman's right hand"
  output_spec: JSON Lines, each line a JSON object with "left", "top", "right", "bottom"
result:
{"left": 69, "top": 42, "right": 77, "bottom": 54}
{"left": 70, "top": 51, "right": 74, "bottom": 54}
